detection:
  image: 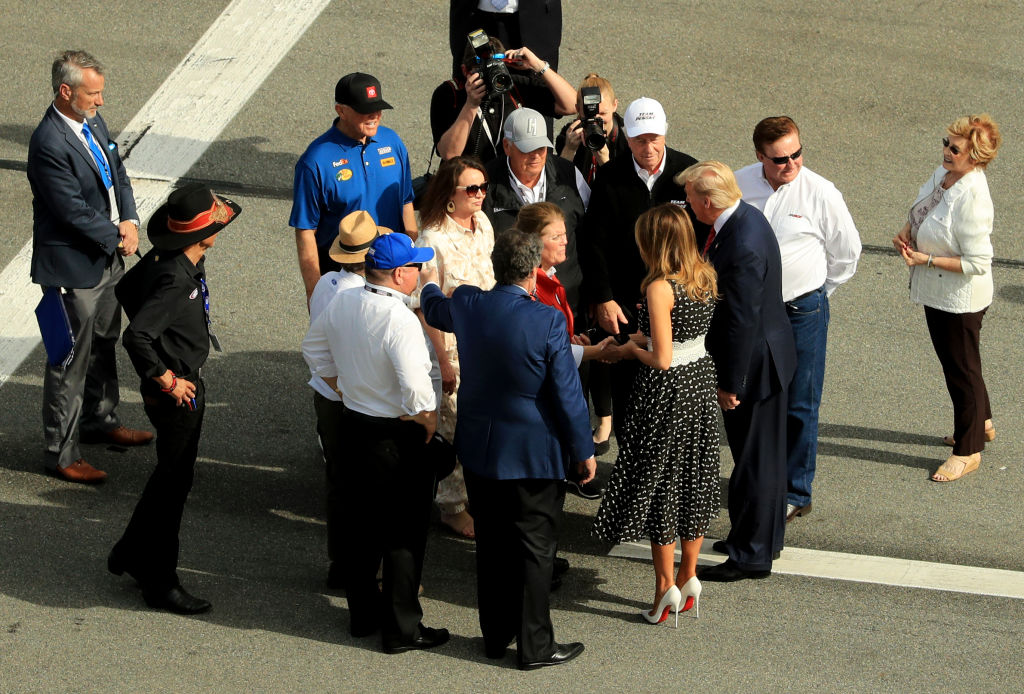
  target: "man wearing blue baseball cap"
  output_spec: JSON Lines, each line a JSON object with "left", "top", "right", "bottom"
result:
{"left": 302, "top": 232, "right": 449, "bottom": 653}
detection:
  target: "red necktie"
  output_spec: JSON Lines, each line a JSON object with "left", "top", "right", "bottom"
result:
{"left": 703, "top": 228, "right": 716, "bottom": 255}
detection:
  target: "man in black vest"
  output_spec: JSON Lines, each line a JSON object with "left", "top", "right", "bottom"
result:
{"left": 576, "top": 97, "right": 707, "bottom": 440}
{"left": 482, "top": 106, "right": 596, "bottom": 500}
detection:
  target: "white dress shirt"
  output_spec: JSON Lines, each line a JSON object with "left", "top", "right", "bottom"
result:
{"left": 507, "top": 158, "right": 592, "bottom": 209}
{"left": 302, "top": 281, "right": 436, "bottom": 418}
{"left": 52, "top": 104, "right": 120, "bottom": 223}
{"left": 305, "top": 269, "right": 364, "bottom": 401}
{"left": 735, "top": 164, "right": 861, "bottom": 301}
{"left": 632, "top": 152, "right": 667, "bottom": 191}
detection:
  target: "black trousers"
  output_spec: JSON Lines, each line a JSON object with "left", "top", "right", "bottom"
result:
{"left": 924, "top": 306, "right": 991, "bottom": 456}
{"left": 112, "top": 379, "right": 205, "bottom": 592}
{"left": 313, "top": 392, "right": 346, "bottom": 563}
{"left": 608, "top": 359, "right": 640, "bottom": 441}
{"left": 721, "top": 386, "right": 788, "bottom": 571}
{"left": 464, "top": 470, "right": 565, "bottom": 663}
{"left": 338, "top": 407, "right": 435, "bottom": 644}
{"left": 586, "top": 361, "right": 613, "bottom": 419}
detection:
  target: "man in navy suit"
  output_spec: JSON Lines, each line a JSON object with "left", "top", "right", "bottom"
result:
{"left": 28, "top": 50, "right": 151, "bottom": 484}
{"left": 677, "top": 161, "right": 797, "bottom": 582}
{"left": 420, "top": 228, "right": 595, "bottom": 670}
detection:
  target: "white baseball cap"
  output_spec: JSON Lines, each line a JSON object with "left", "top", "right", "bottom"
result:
{"left": 503, "top": 107, "right": 554, "bottom": 152}
{"left": 623, "top": 97, "right": 668, "bottom": 138}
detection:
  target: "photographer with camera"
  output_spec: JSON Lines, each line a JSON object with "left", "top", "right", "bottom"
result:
{"left": 430, "top": 31, "right": 575, "bottom": 165}
{"left": 555, "top": 74, "right": 629, "bottom": 184}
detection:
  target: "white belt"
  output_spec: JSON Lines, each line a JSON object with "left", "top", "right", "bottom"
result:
{"left": 646, "top": 335, "right": 707, "bottom": 367}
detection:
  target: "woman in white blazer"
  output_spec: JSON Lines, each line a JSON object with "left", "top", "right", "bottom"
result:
{"left": 893, "top": 114, "right": 1001, "bottom": 482}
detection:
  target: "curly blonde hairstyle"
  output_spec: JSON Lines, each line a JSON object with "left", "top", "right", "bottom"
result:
{"left": 635, "top": 204, "right": 717, "bottom": 302}
{"left": 948, "top": 114, "right": 1001, "bottom": 169}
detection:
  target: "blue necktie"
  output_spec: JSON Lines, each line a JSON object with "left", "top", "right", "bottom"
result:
{"left": 81, "top": 120, "right": 113, "bottom": 189}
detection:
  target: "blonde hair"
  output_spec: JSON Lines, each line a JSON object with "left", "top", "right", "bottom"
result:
{"left": 635, "top": 204, "right": 717, "bottom": 302}
{"left": 575, "top": 73, "right": 616, "bottom": 112}
{"left": 948, "top": 114, "right": 1001, "bottom": 169}
{"left": 675, "top": 161, "right": 742, "bottom": 209}
{"left": 515, "top": 201, "right": 564, "bottom": 237}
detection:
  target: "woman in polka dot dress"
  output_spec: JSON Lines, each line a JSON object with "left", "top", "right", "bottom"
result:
{"left": 593, "top": 203, "right": 720, "bottom": 624}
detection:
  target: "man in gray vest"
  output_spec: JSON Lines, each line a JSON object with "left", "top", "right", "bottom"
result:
{"left": 482, "top": 106, "right": 596, "bottom": 499}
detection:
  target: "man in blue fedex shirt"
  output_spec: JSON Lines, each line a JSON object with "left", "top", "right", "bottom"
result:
{"left": 290, "top": 72, "right": 417, "bottom": 307}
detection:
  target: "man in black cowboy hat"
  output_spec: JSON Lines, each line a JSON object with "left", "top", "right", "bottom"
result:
{"left": 107, "top": 183, "right": 240, "bottom": 615}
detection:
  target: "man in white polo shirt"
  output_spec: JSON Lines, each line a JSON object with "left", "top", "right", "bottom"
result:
{"left": 734, "top": 116, "right": 861, "bottom": 523}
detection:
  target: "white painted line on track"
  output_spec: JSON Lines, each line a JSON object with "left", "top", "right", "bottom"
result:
{"left": 609, "top": 540, "right": 1024, "bottom": 600}
{"left": 0, "top": 0, "right": 331, "bottom": 389}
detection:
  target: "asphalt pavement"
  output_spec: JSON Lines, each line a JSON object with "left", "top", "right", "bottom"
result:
{"left": 1, "top": 2, "right": 1023, "bottom": 692}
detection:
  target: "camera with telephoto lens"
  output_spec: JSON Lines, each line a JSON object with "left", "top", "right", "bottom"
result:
{"left": 467, "top": 29, "right": 513, "bottom": 97}
{"left": 579, "top": 86, "right": 606, "bottom": 151}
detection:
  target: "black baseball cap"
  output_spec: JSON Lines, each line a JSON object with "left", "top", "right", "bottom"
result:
{"left": 335, "top": 72, "right": 393, "bottom": 113}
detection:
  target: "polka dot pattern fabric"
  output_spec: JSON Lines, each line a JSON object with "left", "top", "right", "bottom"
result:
{"left": 593, "top": 280, "right": 721, "bottom": 545}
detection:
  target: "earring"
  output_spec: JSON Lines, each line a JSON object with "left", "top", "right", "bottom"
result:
{"left": 446, "top": 200, "right": 456, "bottom": 213}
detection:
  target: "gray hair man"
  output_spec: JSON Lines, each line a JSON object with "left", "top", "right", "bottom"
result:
{"left": 28, "top": 49, "right": 150, "bottom": 484}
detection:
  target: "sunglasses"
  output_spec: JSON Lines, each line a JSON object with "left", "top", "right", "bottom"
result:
{"left": 765, "top": 146, "right": 803, "bottom": 165}
{"left": 404, "top": 263, "right": 423, "bottom": 271}
{"left": 942, "top": 137, "right": 962, "bottom": 156}
{"left": 456, "top": 183, "right": 489, "bottom": 195}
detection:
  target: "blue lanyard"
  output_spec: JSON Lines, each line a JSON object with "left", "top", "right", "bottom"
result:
{"left": 200, "top": 277, "right": 223, "bottom": 352}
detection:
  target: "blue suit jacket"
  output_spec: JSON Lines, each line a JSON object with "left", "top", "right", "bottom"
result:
{"left": 706, "top": 201, "right": 797, "bottom": 401}
{"left": 421, "top": 282, "right": 594, "bottom": 480}
{"left": 28, "top": 106, "right": 138, "bottom": 288}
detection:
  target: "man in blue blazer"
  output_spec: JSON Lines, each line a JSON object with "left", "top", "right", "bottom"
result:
{"left": 420, "top": 228, "right": 595, "bottom": 670}
{"left": 28, "top": 50, "right": 150, "bottom": 484}
{"left": 678, "top": 162, "right": 797, "bottom": 581}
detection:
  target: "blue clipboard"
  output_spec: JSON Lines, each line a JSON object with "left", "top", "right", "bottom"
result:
{"left": 35, "top": 287, "right": 76, "bottom": 369}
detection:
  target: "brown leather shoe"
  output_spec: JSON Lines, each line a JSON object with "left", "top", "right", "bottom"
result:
{"left": 50, "top": 459, "right": 107, "bottom": 484}
{"left": 83, "top": 425, "right": 154, "bottom": 447}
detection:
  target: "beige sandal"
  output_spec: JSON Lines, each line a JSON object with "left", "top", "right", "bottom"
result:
{"left": 942, "top": 422, "right": 996, "bottom": 447}
{"left": 931, "top": 453, "right": 981, "bottom": 482}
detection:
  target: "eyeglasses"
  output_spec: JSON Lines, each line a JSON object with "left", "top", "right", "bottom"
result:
{"left": 404, "top": 263, "right": 423, "bottom": 271}
{"left": 764, "top": 146, "right": 803, "bottom": 165}
{"left": 942, "top": 137, "right": 962, "bottom": 156}
{"left": 456, "top": 183, "right": 489, "bottom": 195}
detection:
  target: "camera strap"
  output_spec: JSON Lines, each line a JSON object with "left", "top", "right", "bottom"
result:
{"left": 475, "top": 100, "right": 503, "bottom": 156}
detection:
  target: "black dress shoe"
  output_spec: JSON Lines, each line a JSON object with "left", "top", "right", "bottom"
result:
{"left": 519, "top": 642, "right": 585, "bottom": 671}
{"left": 143, "top": 585, "right": 211, "bottom": 615}
{"left": 553, "top": 556, "right": 570, "bottom": 577}
{"left": 382, "top": 625, "right": 450, "bottom": 654}
{"left": 567, "top": 478, "right": 603, "bottom": 500}
{"left": 710, "top": 541, "right": 780, "bottom": 561}
{"left": 697, "top": 560, "right": 770, "bottom": 583}
{"left": 593, "top": 438, "right": 611, "bottom": 457}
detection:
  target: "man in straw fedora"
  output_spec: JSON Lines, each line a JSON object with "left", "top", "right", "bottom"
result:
{"left": 306, "top": 210, "right": 389, "bottom": 589}
{"left": 107, "top": 183, "right": 241, "bottom": 614}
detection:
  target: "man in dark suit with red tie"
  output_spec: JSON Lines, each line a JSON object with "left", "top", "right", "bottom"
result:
{"left": 677, "top": 161, "right": 797, "bottom": 582}
{"left": 28, "top": 50, "right": 152, "bottom": 484}
{"left": 420, "top": 228, "right": 595, "bottom": 670}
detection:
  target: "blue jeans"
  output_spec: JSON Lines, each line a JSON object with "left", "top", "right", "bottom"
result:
{"left": 785, "top": 286, "right": 829, "bottom": 508}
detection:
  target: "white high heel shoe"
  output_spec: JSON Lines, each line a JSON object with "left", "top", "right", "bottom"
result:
{"left": 677, "top": 576, "right": 702, "bottom": 620}
{"left": 642, "top": 585, "right": 682, "bottom": 626}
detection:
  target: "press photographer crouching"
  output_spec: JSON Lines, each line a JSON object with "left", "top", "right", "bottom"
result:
{"left": 555, "top": 74, "right": 629, "bottom": 183}
{"left": 430, "top": 30, "right": 576, "bottom": 164}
